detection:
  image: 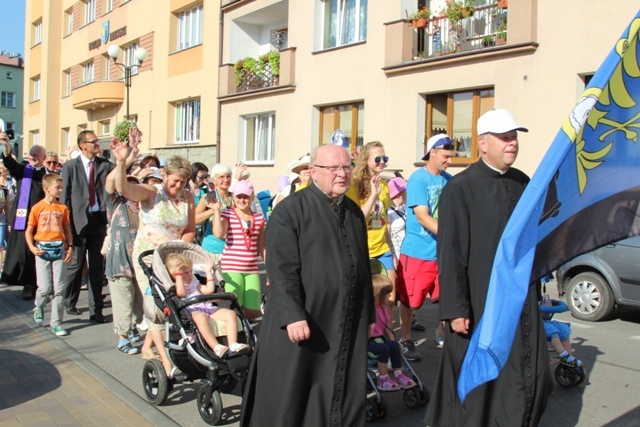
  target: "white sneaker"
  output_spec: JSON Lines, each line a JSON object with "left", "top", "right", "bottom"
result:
{"left": 137, "top": 318, "right": 149, "bottom": 331}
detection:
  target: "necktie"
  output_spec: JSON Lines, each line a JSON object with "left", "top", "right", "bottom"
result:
{"left": 89, "top": 160, "right": 96, "bottom": 207}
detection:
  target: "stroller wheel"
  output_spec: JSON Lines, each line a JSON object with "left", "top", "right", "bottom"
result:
{"left": 555, "top": 364, "right": 576, "bottom": 388}
{"left": 419, "top": 388, "right": 430, "bottom": 406}
{"left": 376, "top": 396, "right": 388, "bottom": 419}
{"left": 403, "top": 387, "right": 420, "bottom": 409}
{"left": 219, "top": 374, "right": 238, "bottom": 394}
{"left": 197, "top": 385, "right": 223, "bottom": 425}
{"left": 142, "top": 360, "right": 170, "bottom": 405}
{"left": 366, "top": 397, "right": 379, "bottom": 421}
{"left": 575, "top": 366, "right": 586, "bottom": 386}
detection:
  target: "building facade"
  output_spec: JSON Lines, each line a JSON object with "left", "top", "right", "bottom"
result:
{"left": 0, "top": 52, "right": 25, "bottom": 160}
{"left": 24, "top": 0, "right": 639, "bottom": 193}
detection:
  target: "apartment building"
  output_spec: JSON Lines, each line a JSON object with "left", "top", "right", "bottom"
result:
{"left": 24, "top": 0, "right": 638, "bottom": 193}
{"left": 24, "top": 0, "right": 218, "bottom": 163}
{"left": 0, "top": 52, "right": 24, "bottom": 159}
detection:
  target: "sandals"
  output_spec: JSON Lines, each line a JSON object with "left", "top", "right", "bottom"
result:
{"left": 229, "top": 342, "right": 250, "bottom": 356}
{"left": 213, "top": 344, "right": 229, "bottom": 358}
{"left": 377, "top": 375, "right": 400, "bottom": 392}
{"left": 117, "top": 342, "right": 140, "bottom": 355}
{"left": 141, "top": 349, "right": 160, "bottom": 360}
{"left": 395, "top": 373, "right": 416, "bottom": 389}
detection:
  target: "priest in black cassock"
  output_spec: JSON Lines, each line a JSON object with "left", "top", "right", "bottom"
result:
{"left": 425, "top": 109, "right": 551, "bottom": 427}
{"left": 0, "top": 133, "right": 46, "bottom": 300}
{"left": 241, "top": 144, "right": 375, "bottom": 427}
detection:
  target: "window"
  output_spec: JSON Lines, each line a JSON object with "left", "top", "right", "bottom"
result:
{"left": 62, "top": 70, "right": 71, "bottom": 96}
{"left": 242, "top": 113, "right": 276, "bottom": 162}
{"left": 31, "top": 130, "right": 40, "bottom": 146}
{"left": 99, "top": 120, "right": 110, "bottom": 136}
{"left": 84, "top": 62, "right": 94, "bottom": 84}
{"left": 6, "top": 71, "right": 12, "bottom": 79}
{"left": 31, "top": 77, "right": 41, "bottom": 101}
{"left": 103, "top": 55, "right": 111, "bottom": 80}
{"left": 323, "top": 0, "right": 368, "bottom": 49}
{"left": 271, "top": 28, "right": 288, "bottom": 51}
{"left": 62, "top": 128, "right": 71, "bottom": 151}
{"left": 426, "top": 88, "right": 494, "bottom": 163}
{"left": 177, "top": 5, "right": 203, "bottom": 51}
{"left": 175, "top": 99, "right": 201, "bottom": 144}
{"left": 124, "top": 43, "right": 141, "bottom": 75}
{"left": 85, "top": 0, "right": 96, "bottom": 24}
{"left": 1, "top": 92, "right": 16, "bottom": 108}
{"left": 105, "top": 0, "right": 114, "bottom": 13}
{"left": 65, "top": 8, "right": 74, "bottom": 35}
{"left": 32, "top": 20, "right": 42, "bottom": 45}
{"left": 319, "top": 101, "right": 364, "bottom": 150}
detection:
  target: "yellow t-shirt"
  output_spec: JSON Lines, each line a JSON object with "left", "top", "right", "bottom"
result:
{"left": 346, "top": 179, "right": 391, "bottom": 257}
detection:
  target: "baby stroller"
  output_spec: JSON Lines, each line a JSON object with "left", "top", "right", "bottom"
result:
{"left": 137, "top": 241, "right": 256, "bottom": 425}
{"left": 366, "top": 260, "right": 429, "bottom": 422}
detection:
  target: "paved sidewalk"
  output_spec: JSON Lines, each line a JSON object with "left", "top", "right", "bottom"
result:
{"left": 0, "top": 285, "right": 178, "bottom": 427}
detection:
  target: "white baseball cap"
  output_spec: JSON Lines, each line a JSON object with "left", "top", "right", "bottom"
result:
{"left": 422, "top": 134, "right": 454, "bottom": 160}
{"left": 477, "top": 109, "right": 528, "bottom": 135}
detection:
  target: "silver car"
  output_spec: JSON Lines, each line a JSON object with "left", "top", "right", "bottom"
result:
{"left": 556, "top": 236, "right": 640, "bottom": 321}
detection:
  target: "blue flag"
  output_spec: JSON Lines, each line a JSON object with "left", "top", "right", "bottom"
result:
{"left": 458, "top": 11, "right": 640, "bottom": 402}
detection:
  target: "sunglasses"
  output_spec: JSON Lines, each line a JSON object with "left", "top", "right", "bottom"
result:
{"left": 374, "top": 156, "right": 389, "bottom": 164}
{"left": 196, "top": 174, "right": 210, "bottom": 180}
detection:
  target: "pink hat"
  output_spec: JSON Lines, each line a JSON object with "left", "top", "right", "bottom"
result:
{"left": 234, "top": 180, "right": 254, "bottom": 196}
{"left": 388, "top": 177, "right": 407, "bottom": 199}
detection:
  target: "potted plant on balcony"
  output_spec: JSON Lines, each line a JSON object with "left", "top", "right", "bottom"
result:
{"left": 482, "top": 35, "right": 495, "bottom": 47}
{"left": 496, "top": 23, "right": 507, "bottom": 45}
{"left": 444, "top": 0, "right": 474, "bottom": 25}
{"left": 234, "top": 51, "right": 281, "bottom": 88}
{"left": 407, "top": 7, "right": 431, "bottom": 29}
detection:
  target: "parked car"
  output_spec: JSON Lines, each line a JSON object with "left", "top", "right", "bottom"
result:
{"left": 556, "top": 236, "right": 640, "bottom": 321}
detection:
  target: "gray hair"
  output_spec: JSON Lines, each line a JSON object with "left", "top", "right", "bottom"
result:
{"left": 211, "top": 163, "right": 232, "bottom": 177}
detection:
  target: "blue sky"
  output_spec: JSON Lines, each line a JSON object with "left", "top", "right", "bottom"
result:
{"left": 1, "top": 0, "right": 26, "bottom": 56}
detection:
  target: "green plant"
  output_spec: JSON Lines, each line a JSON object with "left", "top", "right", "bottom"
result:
{"left": 444, "top": 1, "right": 474, "bottom": 24}
{"left": 234, "top": 51, "right": 281, "bottom": 87}
{"left": 482, "top": 35, "right": 495, "bottom": 46}
{"left": 408, "top": 7, "right": 431, "bottom": 21}
{"left": 113, "top": 120, "right": 138, "bottom": 143}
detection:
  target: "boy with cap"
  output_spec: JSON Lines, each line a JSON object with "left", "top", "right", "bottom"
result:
{"left": 396, "top": 134, "right": 454, "bottom": 361}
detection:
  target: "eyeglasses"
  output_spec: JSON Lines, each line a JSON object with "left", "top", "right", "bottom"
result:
{"left": 374, "top": 156, "right": 389, "bottom": 164}
{"left": 45, "top": 160, "right": 58, "bottom": 165}
{"left": 313, "top": 164, "right": 354, "bottom": 173}
{"left": 83, "top": 139, "right": 100, "bottom": 144}
{"left": 196, "top": 174, "right": 210, "bottom": 180}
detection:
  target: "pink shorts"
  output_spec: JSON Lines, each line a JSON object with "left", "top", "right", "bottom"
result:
{"left": 396, "top": 254, "right": 439, "bottom": 309}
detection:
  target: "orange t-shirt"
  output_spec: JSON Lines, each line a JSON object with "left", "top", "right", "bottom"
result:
{"left": 27, "top": 200, "right": 70, "bottom": 242}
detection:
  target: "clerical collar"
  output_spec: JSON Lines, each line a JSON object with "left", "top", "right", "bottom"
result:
{"left": 312, "top": 182, "right": 344, "bottom": 205}
{"left": 481, "top": 159, "right": 508, "bottom": 175}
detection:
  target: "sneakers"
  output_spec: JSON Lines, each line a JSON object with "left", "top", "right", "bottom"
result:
{"left": 213, "top": 344, "right": 229, "bottom": 358}
{"left": 129, "top": 324, "right": 141, "bottom": 343}
{"left": 137, "top": 318, "right": 149, "bottom": 331}
{"left": 401, "top": 340, "right": 421, "bottom": 361}
{"left": 377, "top": 375, "right": 400, "bottom": 391}
{"left": 33, "top": 307, "right": 44, "bottom": 325}
{"left": 229, "top": 342, "right": 250, "bottom": 355}
{"left": 411, "top": 317, "right": 426, "bottom": 331}
{"left": 394, "top": 372, "right": 416, "bottom": 389}
{"left": 51, "top": 325, "right": 68, "bottom": 336}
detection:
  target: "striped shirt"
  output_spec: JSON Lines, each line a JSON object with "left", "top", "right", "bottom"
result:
{"left": 220, "top": 209, "right": 265, "bottom": 273}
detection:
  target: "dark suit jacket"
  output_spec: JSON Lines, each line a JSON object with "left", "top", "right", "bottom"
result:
{"left": 61, "top": 155, "right": 115, "bottom": 238}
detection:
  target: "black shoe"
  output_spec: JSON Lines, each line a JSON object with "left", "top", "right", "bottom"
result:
{"left": 66, "top": 306, "right": 81, "bottom": 315}
{"left": 411, "top": 318, "right": 426, "bottom": 331}
{"left": 90, "top": 313, "right": 108, "bottom": 323}
{"left": 401, "top": 340, "right": 422, "bottom": 361}
{"left": 21, "top": 286, "right": 35, "bottom": 301}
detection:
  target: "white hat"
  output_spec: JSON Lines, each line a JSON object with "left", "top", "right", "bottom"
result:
{"left": 141, "top": 166, "right": 163, "bottom": 183}
{"left": 477, "top": 109, "right": 528, "bottom": 135}
{"left": 291, "top": 155, "right": 311, "bottom": 174}
{"left": 422, "top": 134, "right": 453, "bottom": 160}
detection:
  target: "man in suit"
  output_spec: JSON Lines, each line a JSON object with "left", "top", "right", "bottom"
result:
{"left": 0, "top": 132, "right": 46, "bottom": 300}
{"left": 62, "top": 130, "right": 115, "bottom": 323}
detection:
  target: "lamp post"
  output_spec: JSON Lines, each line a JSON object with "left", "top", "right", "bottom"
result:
{"left": 107, "top": 44, "right": 148, "bottom": 121}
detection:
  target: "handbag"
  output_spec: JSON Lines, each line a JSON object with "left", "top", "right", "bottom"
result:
{"left": 37, "top": 240, "right": 65, "bottom": 261}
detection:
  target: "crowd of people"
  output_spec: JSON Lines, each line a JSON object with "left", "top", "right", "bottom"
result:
{"left": 1, "top": 108, "right": 579, "bottom": 426}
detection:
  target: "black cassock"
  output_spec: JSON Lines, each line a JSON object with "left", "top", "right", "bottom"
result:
{"left": 241, "top": 183, "right": 375, "bottom": 427}
{"left": 425, "top": 160, "right": 551, "bottom": 427}
{"left": 1, "top": 154, "right": 45, "bottom": 287}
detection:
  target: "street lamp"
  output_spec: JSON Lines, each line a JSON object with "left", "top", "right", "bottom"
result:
{"left": 107, "top": 44, "right": 148, "bottom": 121}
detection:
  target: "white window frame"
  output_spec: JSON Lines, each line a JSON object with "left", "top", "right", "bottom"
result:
{"left": 323, "top": 0, "right": 368, "bottom": 49}
{"left": 174, "top": 99, "right": 201, "bottom": 144}
{"left": 84, "top": 62, "right": 94, "bottom": 84}
{"left": 32, "top": 130, "right": 40, "bottom": 146}
{"left": 124, "top": 43, "right": 140, "bottom": 75}
{"left": 177, "top": 5, "right": 203, "bottom": 51}
{"left": 33, "top": 20, "right": 42, "bottom": 45}
{"left": 104, "top": 56, "right": 111, "bottom": 80}
{"left": 242, "top": 112, "right": 276, "bottom": 163}
{"left": 65, "top": 8, "right": 74, "bottom": 35}
{"left": 85, "top": 0, "right": 96, "bottom": 24}
{"left": 1, "top": 92, "right": 16, "bottom": 108}
{"left": 105, "top": 0, "right": 114, "bottom": 13}
{"left": 100, "top": 120, "right": 110, "bottom": 136}
{"left": 32, "top": 77, "right": 41, "bottom": 101}
{"left": 63, "top": 70, "right": 71, "bottom": 96}
{"left": 62, "top": 127, "right": 71, "bottom": 151}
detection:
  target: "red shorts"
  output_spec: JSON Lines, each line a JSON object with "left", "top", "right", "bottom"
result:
{"left": 396, "top": 254, "right": 439, "bottom": 309}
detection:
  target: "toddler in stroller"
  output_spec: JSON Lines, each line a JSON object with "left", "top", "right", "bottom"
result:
{"left": 138, "top": 241, "right": 255, "bottom": 425}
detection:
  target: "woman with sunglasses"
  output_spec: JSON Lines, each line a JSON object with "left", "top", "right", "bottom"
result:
{"left": 211, "top": 180, "right": 265, "bottom": 320}
{"left": 346, "top": 141, "right": 397, "bottom": 311}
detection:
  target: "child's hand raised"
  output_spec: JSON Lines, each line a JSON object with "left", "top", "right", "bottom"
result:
{"left": 204, "top": 257, "right": 215, "bottom": 274}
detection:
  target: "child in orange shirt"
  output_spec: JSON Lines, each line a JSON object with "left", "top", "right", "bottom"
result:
{"left": 26, "top": 174, "right": 73, "bottom": 336}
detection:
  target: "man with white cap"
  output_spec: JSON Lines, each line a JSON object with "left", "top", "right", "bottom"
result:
{"left": 425, "top": 109, "right": 551, "bottom": 426}
{"left": 396, "top": 134, "right": 454, "bottom": 361}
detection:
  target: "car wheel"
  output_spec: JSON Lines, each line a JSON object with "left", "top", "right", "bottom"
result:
{"left": 566, "top": 272, "right": 615, "bottom": 321}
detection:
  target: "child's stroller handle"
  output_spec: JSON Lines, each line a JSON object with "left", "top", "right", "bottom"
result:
{"left": 176, "top": 292, "right": 239, "bottom": 310}
{"left": 138, "top": 249, "right": 156, "bottom": 277}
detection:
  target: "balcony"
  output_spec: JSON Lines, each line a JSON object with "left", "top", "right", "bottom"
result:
{"left": 72, "top": 80, "right": 124, "bottom": 110}
{"left": 219, "top": 48, "right": 296, "bottom": 98}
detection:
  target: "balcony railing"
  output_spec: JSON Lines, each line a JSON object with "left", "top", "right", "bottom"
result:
{"left": 71, "top": 80, "right": 124, "bottom": 110}
{"left": 219, "top": 48, "right": 296, "bottom": 97}
{"left": 413, "top": 4, "right": 507, "bottom": 59}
